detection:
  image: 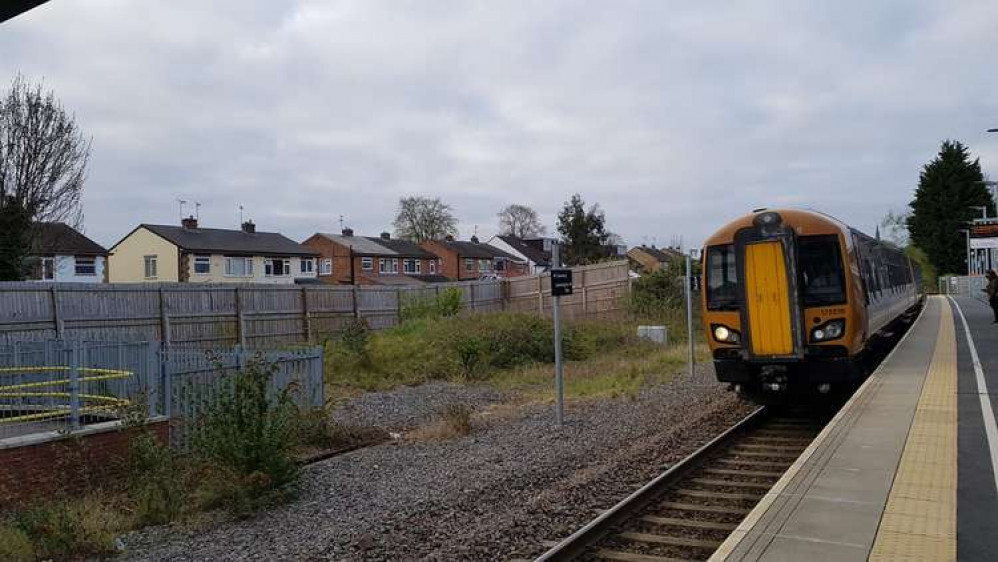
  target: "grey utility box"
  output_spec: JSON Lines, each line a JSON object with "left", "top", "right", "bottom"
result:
{"left": 637, "top": 325, "right": 668, "bottom": 345}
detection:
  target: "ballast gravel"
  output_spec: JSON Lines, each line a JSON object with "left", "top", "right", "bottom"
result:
{"left": 120, "top": 368, "right": 755, "bottom": 561}
{"left": 331, "top": 381, "right": 507, "bottom": 432}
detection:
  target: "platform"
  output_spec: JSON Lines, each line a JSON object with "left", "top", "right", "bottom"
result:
{"left": 710, "top": 295, "right": 998, "bottom": 562}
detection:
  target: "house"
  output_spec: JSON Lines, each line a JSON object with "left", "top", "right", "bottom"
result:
{"left": 421, "top": 236, "right": 528, "bottom": 281}
{"left": 22, "top": 222, "right": 108, "bottom": 283}
{"left": 301, "top": 229, "right": 448, "bottom": 285}
{"left": 108, "top": 217, "right": 318, "bottom": 284}
{"left": 627, "top": 245, "right": 683, "bottom": 274}
{"left": 486, "top": 235, "right": 553, "bottom": 275}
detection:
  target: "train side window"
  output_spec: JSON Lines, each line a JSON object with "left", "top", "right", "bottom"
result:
{"left": 706, "top": 244, "right": 740, "bottom": 310}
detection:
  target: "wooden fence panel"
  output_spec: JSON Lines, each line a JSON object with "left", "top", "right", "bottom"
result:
{"left": 0, "top": 261, "right": 629, "bottom": 347}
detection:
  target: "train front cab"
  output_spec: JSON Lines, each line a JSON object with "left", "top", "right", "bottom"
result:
{"left": 703, "top": 210, "right": 863, "bottom": 398}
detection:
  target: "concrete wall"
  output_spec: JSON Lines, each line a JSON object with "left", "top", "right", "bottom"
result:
{"left": 109, "top": 228, "right": 180, "bottom": 283}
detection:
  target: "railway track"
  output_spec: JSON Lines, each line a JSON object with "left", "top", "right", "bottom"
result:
{"left": 535, "top": 407, "right": 828, "bottom": 562}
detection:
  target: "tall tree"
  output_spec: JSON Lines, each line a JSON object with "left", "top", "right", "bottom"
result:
{"left": 907, "top": 140, "right": 994, "bottom": 275}
{"left": 0, "top": 75, "right": 90, "bottom": 281}
{"left": 497, "top": 204, "right": 546, "bottom": 238}
{"left": 392, "top": 196, "right": 458, "bottom": 243}
{"left": 556, "top": 194, "right": 609, "bottom": 265}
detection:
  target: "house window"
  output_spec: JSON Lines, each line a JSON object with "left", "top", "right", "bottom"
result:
{"left": 300, "top": 258, "right": 314, "bottom": 274}
{"left": 362, "top": 257, "right": 373, "bottom": 271}
{"left": 429, "top": 260, "right": 437, "bottom": 274}
{"left": 225, "top": 256, "right": 254, "bottom": 277}
{"left": 379, "top": 258, "right": 388, "bottom": 274}
{"left": 265, "top": 258, "right": 290, "bottom": 276}
{"left": 465, "top": 258, "right": 474, "bottom": 272}
{"left": 144, "top": 255, "right": 158, "bottom": 278}
{"left": 320, "top": 258, "right": 333, "bottom": 275}
{"left": 403, "top": 259, "right": 418, "bottom": 274}
{"left": 415, "top": 260, "right": 421, "bottom": 274}
{"left": 41, "top": 257, "right": 55, "bottom": 280}
{"left": 74, "top": 256, "right": 96, "bottom": 276}
{"left": 479, "top": 259, "right": 490, "bottom": 272}
{"left": 193, "top": 255, "right": 211, "bottom": 275}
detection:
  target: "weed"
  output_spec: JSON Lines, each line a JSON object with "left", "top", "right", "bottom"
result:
{"left": 11, "top": 496, "right": 125, "bottom": 560}
{"left": 409, "top": 403, "right": 473, "bottom": 441}
{"left": 0, "top": 524, "right": 33, "bottom": 562}
{"left": 339, "top": 318, "right": 371, "bottom": 359}
{"left": 192, "top": 357, "right": 300, "bottom": 492}
{"left": 400, "top": 287, "right": 463, "bottom": 322}
{"left": 128, "top": 431, "right": 183, "bottom": 525}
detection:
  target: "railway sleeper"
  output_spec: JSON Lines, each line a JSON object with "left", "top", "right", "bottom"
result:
{"left": 640, "top": 515, "right": 738, "bottom": 532}
{"left": 618, "top": 531, "right": 722, "bottom": 549}
{"left": 675, "top": 488, "right": 764, "bottom": 501}
{"left": 735, "top": 443, "right": 806, "bottom": 452}
{"left": 704, "top": 468, "right": 783, "bottom": 478}
{"left": 657, "top": 501, "right": 752, "bottom": 515}
{"left": 716, "top": 458, "right": 791, "bottom": 469}
{"left": 689, "top": 478, "right": 772, "bottom": 490}
{"left": 594, "top": 549, "right": 694, "bottom": 562}
{"left": 728, "top": 449, "right": 802, "bottom": 459}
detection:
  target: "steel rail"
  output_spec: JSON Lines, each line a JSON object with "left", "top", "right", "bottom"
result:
{"left": 534, "top": 406, "right": 767, "bottom": 562}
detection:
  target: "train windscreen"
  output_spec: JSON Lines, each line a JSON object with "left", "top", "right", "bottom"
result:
{"left": 706, "top": 244, "right": 740, "bottom": 310}
{"left": 798, "top": 235, "right": 846, "bottom": 306}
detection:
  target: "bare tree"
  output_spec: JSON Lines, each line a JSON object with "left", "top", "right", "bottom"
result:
{"left": 0, "top": 75, "right": 90, "bottom": 280}
{"left": 880, "top": 209, "right": 910, "bottom": 246}
{"left": 392, "top": 196, "right": 458, "bottom": 242}
{"left": 498, "top": 203, "right": 546, "bottom": 238}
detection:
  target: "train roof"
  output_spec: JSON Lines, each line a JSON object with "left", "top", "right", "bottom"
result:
{"left": 703, "top": 208, "right": 851, "bottom": 247}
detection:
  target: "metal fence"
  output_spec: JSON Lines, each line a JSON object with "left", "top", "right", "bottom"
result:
{"left": 939, "top": 275, "right": 988, "bottom": 302}
{"left": 0, "top": 340, "right": 324, "bottom": 448}
{"left": 0, "top": 261, "right": 630, "bottom": 347}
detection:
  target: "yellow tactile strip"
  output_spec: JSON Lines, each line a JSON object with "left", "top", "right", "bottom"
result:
{"left": 869, "top": 297, "right": 957, "bottom": 561}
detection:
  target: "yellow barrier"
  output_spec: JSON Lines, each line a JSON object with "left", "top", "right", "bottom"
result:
{"left": 0, "top": 365, "right": 134, "bottom": 426}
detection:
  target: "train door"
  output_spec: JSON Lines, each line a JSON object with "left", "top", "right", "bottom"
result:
{"left": 743, "top": 241, "right": 795, "bottom": 356}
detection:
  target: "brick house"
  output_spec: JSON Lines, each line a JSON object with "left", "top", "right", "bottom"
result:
{"left": 421, "top": 236, "right": 528, "bottom": 281}
{"left": 627, "top": 245, "right": 683, "bottom": 274}
{"left": 301, "top": 229, "right": 447, "bottom": 285}
{"left": 486, "top": 235, "right": 553, "bottom": 275}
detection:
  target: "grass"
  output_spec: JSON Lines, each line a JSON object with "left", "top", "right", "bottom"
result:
{"left": 408, "top": 403, "right": 474, "bottom": 442}
{"left": 326, "top": 309, "right": 711, "bottom": 403}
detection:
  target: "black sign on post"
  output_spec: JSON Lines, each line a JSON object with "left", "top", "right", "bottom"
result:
{"left": 551, "top": 268, "right": 574, "bottom": 296}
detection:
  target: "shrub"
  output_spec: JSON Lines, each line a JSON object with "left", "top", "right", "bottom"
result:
{"left": 11, "top": 497, "right": 125, "bottom": 560}
{"left": 192, "top": 357, "right": 300, "bottom": 498}
{"left": 409, "top": 403, "right": 473, "bottom": 441}
{"left": 128, "top": 431, "right": 183, "bottom": 525}
{"left": 0, "top": 525, "right": 33, "bottom": 562}
{"left": 400, "top": 287, "right": 464, "bottom": 323}
{"left": 339, "top": 318, "right": 370, "bottom": 358}
{"left": 629, "top": 268, "right": 685, "bottom": 319}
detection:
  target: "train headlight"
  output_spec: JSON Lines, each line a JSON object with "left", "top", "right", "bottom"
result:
{"left": 712, "top": 324, "right": 741, "bottom": 344}
{"left": 811, "top": 319, "right": 845, "bottom": 342}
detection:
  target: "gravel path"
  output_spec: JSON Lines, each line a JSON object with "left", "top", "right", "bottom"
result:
{"left": 331, "top": 381, "right": 506, "bottom": 431}
{"left": 121, "top": 367, "right": 754, "bottom": 561}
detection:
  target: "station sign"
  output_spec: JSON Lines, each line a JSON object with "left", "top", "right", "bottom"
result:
{"left": 551, "top": 268, "right": 573, "bottom": 296}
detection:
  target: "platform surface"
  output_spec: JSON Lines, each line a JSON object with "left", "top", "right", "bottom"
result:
{"left": 710, "top": 295, "right": 998, "bottom": 562}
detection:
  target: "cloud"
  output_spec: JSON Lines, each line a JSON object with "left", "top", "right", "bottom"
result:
{"left": 2, "top": 0, "right": 998, "bottom": 248}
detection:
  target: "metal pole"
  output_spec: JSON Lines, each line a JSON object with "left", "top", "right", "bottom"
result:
{"left": 69, "top": 341, "right": 81, "bottom": 431}
{"left": 552, "top": 243, "right": 564, "bottom": 426}
{"left": 964, "top": 230, "right": 972, "bottom": 276}
{"left": 685, "top": 252, "right": 695, "bottom": 381}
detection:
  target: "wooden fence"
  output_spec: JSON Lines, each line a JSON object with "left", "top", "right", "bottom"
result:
{"left": 0, "top": 261, "right": 629, "bottom": 348}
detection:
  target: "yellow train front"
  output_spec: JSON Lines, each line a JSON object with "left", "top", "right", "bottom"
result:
{"left": 701, "top": 208, "right": 920, "bottom": 401}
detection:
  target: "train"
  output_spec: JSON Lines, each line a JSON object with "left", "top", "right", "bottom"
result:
{"left": 700, "top": 208, "right": 922, "bottom": 401}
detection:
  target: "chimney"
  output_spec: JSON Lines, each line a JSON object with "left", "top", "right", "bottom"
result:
{"left": 342, "top": 227, "right": 354, "bottom": 237}
{"left": 181, "top": 216, "right": 198, "bottom": 230}
{"left": 380, "top": 232, "right": 390, "bottom": 240}
{"left": 445, "top": 234, "right": 455, "bottom": 242}
{"left": 470, "top": 235, "right": 480, "bottom": 244}
{"left": 241, "top": 220, "right": 256, "bottom": 234}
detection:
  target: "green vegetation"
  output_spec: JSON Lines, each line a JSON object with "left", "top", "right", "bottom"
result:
{"left": 327, "top": 302, "right": 705, "bottom": 401}
{"left": 0, "top": 357, "right": 346, "bottom": 560}
{"left": 400, "top": 287, "right": 463, "bottom": 323}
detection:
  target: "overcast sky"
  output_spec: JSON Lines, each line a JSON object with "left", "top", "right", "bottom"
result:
{"left": 3, "top": 1, "right": 998, "bottom": 249}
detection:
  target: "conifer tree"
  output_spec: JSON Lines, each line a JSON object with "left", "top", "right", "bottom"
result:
{"left": 906, "top": 140, "right": 994, "bottom": 275}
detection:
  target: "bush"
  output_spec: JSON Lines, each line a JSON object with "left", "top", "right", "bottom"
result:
{"left": 339, "top": 318, "right": 370, "bottom": 358}
{"left": 10, "top": 497, "right": 125, "bottom": 560}
{"left": 629, "top": 268, "right": 684, "bottom": 318}
{"left": 400, "top": 287, "right": 463, "bottom": 323}
{"left": 128, "top": 431, "right": 183, "bottom": 525}
{"left": 192, "top": 357, "right": 300, "bottom": 499}
{"left": 0, "top": 525, "right": 33, "bottom": 562}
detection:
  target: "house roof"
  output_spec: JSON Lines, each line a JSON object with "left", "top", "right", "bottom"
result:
{"left": 497, "top": 235, "right": 551, "bottom": 265}
{"left": 30, "top": 223, "right": 108, "bottom": 256}
{"left": 366, "top": 237, "right": 436, "bottom": 258}
{"left": 315, "top": 233, "right": 434, "bottom": 258}
{"left": 139, "top": 224, "right": 317, "bottom": 256}
{"left": 631, "top": 245, "right": 682, "bottom": 262}
{"left": 432, "top": 239, "right": 521, "bottom": 260}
